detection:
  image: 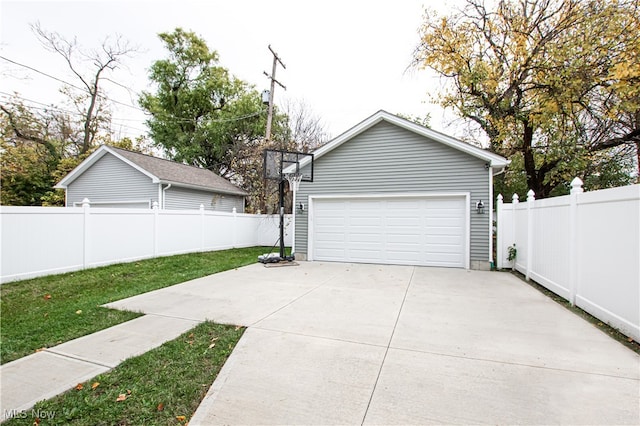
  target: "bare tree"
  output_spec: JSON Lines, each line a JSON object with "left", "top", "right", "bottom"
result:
{"left": 31, "top": 22, "right": 136, "bottom": 154}
{"left": 280, "top": 99, "right": 329, "bottom": 152}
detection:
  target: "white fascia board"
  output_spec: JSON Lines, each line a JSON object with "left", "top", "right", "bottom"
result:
{"left": 55, "top": 146, "right": 108, "bottom": 188}
{"left": 298, "top": 110, "right": 510, "bottom": 170}
{"left": 158, "top": 180, "right": 248, "bottom": 197}
{"left": 104, "top": 146, "right": 160, "bottom": 183}
{"left": 55, "top": 145, "right": 160, "bottom": 188}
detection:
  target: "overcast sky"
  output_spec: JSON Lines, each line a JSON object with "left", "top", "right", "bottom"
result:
{"left": 0, "top": 0, "right": 461, "bottom": 141}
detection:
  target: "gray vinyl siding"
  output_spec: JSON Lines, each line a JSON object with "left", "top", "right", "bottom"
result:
{"left": 66, "top": 153, "right": 158, "bottom": 207}
{"left": 164, "top": 186, "right": 244, "bottom": 212}
{"left": 295, "top": 121, "right": 490, "bottom": 262}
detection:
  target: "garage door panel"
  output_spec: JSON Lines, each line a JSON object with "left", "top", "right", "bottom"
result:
{"left": 425, "top": 217, "right": 463, "bottom": 227}
{"left": 349, "top": 217, "right": 383, "bottom": 226}
{"left": 424, "top": 225, "right": 463, "bottom": 235}
{"left": 312, "top": 196, "right": 466, "bottom": 268}
{"left": 349, "top": 249, "right": 383, "bottom": 261}
{"left": 316, "top": 217, "right": 346, "bottom": 227}
{"left": 426, "top": 235, "right": 462, "bottom": 245}
{"left": 349, "top": 233, "right": 383, "bottom": 243}
{"left": 387, "top": 233, "right": 421, "bottom": 243}
{"left": 425, "top": 243, "right": 463, "bottom": 253}
{"left": 387, "top": 244, "right": 421, "bottom": 254}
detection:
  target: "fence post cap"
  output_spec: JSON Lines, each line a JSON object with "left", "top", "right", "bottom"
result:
{"left": 232, "top": 207, "right": 237, "bottom": 214}
{"left": 152, "top": 201, "right": 159, "bottom": 209}
{"left": 512, "top": 193, "right": 519, "bottom": 203}
{"left": 81, "top": 198, "right": 91, "bottom": 208}
{"left": 570, "top": 177, "right": 584, "bottom": 194}
{"left": 199, "top": 204, "right": 205, "bottom": 211}
{"left": 497, "top": 194, "right": 503, "bottom": 202}
{"left": 527, "top": 189, "right": 536, "bottom": 201}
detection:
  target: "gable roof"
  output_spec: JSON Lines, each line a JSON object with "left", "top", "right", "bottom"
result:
{"left": 293, "top": 110, "right": 509, "bottom": 173}
{"left": 56, "top": 145, "right": 248, "bottom": 196}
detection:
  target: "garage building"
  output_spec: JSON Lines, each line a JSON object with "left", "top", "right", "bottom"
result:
{"left": 293, "top": 110, "right": 509, "bottom": 270}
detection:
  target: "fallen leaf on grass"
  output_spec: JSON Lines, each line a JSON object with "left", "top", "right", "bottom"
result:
{"left": 628, "top": 337, "right": 634, "bottom": 342}
{"left": 208, "top": 342, "right": 216, "bottom": 349}
{"left": 234, "top": 325, "right": 241, "bottom": 331}
{"left": 127, "top": 389, "right": 132, "bottom": 395}
{"left": 176, "top": 415, "right": 186, "bottom": 422}
{"left": 33, "top": 417, "right": 41, "bottom": 425}
{"left": 76, "top": 310, "right": 82, "bottom": 314}
{"left": 116, "top": 394, "right": 127, "bottom": 402}
{"left": 91, "top": 382, "right": 100, "bottom": 390}
{"left": 75, "top": 383, "right": 84, "bottom": 391}
{"left": 44, "top": 294, "right": 51, "bottom": 300}
{"left": 35, "top": 347, "right": 46, "bottom": 353}
{"left": 157, "top": 402, "right": 164, "bottom": 412}
{"left": 188, "top": 333, "right": 194, "bottom": 338}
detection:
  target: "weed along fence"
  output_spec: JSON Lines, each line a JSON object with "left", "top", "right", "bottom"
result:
{"left": 0, "top": 202, "right": 292, "bottom": 283}
{"left": 496, "top": 178, "right": 640, "bottom": 341}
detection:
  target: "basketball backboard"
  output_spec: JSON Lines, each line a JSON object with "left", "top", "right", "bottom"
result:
{"left": 263, "top": 149, "right": 314, "bottom": 182}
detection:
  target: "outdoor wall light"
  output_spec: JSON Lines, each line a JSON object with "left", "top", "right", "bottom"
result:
{"left": 476, "top": 200, "right": 485, "bottom": 214}
{"left": 298, "top": 202, "right": 305, "bottom": 213}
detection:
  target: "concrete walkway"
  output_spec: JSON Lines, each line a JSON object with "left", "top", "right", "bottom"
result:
{"left": 1, "top": 262, "right": 639, "bottom": 424}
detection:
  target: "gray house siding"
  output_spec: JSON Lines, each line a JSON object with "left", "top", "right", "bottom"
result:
{"left": 164, "top": 186, "right": 244, "bottom": 212}
{"left": 295, "top": 121, "right": 490, "bottom": 263}
{"left": 66, "top": 153, "right": 158, "bottom": 207}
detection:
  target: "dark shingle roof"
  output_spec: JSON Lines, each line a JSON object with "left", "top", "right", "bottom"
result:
{"left": 109, "top": 146, "right": 247, "bottom": 196}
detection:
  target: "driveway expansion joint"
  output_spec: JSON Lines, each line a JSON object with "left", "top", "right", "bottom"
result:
{"left": 360, "top": 266, "right": 415, "bottom": 425}
{"left": 248, "top": 326, "right": 389, "bottom": 349}
{"left": 387, "top": 345, "right": 640, "bottom": 381}
{"left": 44, "top": 349, "right": 116, "bottom": 369}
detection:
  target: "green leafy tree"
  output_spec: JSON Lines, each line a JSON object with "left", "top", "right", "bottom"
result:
{"left": 140, "top": 29, "right": 283, "bottom": 177}
{"left": 1, "top": 24, "right": 138, "bottom": 206}
{"left": 414, "top": 0, "right": 639, "bottom": 198}
{"left": 139, "top": 28, "right": 298, "bottom": 212}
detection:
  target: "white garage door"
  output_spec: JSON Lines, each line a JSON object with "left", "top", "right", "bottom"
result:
{"left": 311, "top": 196, "right": 467, "bottom": 268}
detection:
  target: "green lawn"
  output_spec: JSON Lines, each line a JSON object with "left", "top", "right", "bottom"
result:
{"left": 3, "top": 321, "right": 243, "bottom": 425}
{"left": 0, "top": 246, "right": 269, "bottom": 364}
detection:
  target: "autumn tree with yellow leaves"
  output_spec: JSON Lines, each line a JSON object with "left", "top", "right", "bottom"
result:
{"left": 415, "top": 0, "right": 640, "bottom": 198}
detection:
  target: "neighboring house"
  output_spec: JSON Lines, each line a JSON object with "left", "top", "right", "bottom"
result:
{"left": 293, "top": 110, "right": 509, "bottom": 270}
{"left": 56, "top": 146, "right": 247, "bottom": 212}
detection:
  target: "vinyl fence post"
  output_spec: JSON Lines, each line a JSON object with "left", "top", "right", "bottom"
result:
{"left": 512, "top": 194, "right": 519, "bottom": 270}
{"left": 568, "top": 177, "right": 584, "bottom": 305}
{"left": 526, "top": 190, "right": 535, "bottom": 281}
{"left": 82, "top": 198, "right": 91, "bottom": 269}
{"left": 232, "top": 207, "right": 237, "bottom": 248}
{"left": 496, "top": 194, "right": 504, "bottom": 269}
{"left": 152, "top": 201, "right": 159, "bottom": 257}
{"left": 200, "top": 204, "right": 205, "bottom": 252}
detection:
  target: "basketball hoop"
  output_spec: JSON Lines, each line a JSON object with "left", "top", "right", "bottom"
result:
{"left": 284, "top": 172, "right": 303, "bottom": 192}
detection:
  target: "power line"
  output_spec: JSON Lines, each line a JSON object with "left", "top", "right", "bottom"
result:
{"left": 0, "top": 91, "right": 263, "bottom": 127}
{"left": 0, "top": 93, "right": 149, "bottom": 134}
{"left": 0, "top": 55, "right": 147, "bottom": 113}
{"left": 1, "top": 55, "right": 265, "bottom": 125}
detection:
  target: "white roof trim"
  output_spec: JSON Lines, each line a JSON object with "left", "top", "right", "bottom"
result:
{"left": 55, "top": 145, "right": 160, "bottom": 188}
{"left": 158, "top": 180, "right": 247, "bottom": 197}
{"left": 297, "top": 110, "right": 509, "bottom": 171}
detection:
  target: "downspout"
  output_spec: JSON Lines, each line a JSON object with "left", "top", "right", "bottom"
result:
{"left": 162, "top": 184, "right": 172, "bottom": 209}
{"left": 489, "top": 166, "right": 506, "bottom": 268}
{"left": 489, "top": 165, "right": 494, "bottom": 266}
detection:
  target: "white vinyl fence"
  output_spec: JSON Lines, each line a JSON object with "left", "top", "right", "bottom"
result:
{"left": 0, "top": 202, "right": 292, "bottom": 283}
{"left": 496, "top": 178, "right": 640, "bottom": 341}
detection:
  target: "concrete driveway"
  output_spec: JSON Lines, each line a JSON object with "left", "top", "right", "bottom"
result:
{"left": 106, "top": 262, "right": 640, "bottom": 425}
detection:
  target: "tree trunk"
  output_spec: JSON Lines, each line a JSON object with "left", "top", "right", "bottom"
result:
{"left": 522, "top": 122, "right": 546, "bottom": 198}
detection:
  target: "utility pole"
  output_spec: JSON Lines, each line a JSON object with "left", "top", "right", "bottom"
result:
{"left": 263, "top": 45, "right": 286, "bottom": 142}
